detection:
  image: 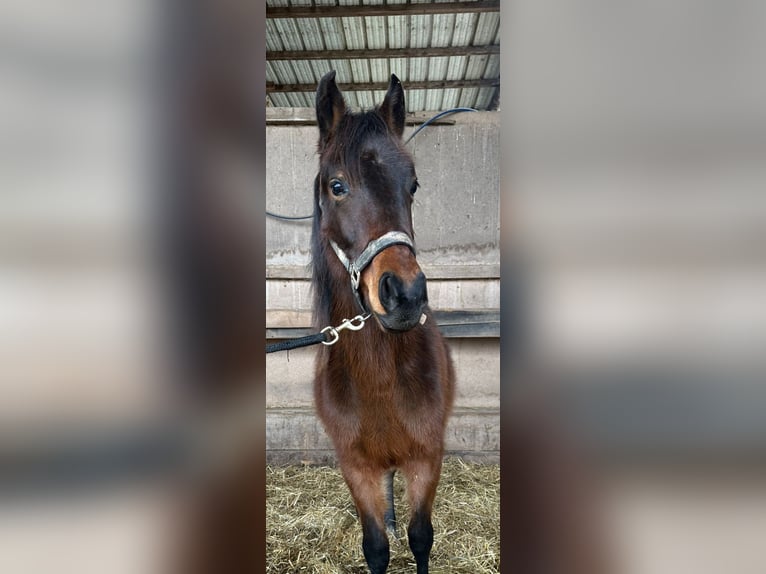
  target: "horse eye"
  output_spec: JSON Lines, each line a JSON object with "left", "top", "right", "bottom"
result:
{"left": 410, "top": 180, "right": 420, "bottom": 196}
{"left": 329, "top": 179, "right": 347, "bottom": 197}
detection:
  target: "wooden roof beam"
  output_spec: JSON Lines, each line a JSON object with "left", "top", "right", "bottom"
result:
{"left": 267, "top": 78, "right": 499, "bottom": 93}
{"left": 267, "top": 45, "right": 500, "bottom": 61}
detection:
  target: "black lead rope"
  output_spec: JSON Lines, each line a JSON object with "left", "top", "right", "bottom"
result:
{"left": 265, "top": 210, "right": 313, "bottom": 221}
{"left": 266, "top": 332, "right": 329, "bottom": 353}
{"left": 402, "top": 107, "right": 477, "bottom": 145}
{"left": 267, "top": 314, "right": 370, "bottom": 353}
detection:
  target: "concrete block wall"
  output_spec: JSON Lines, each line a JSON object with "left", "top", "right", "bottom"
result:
{"left": 265, "top": 111, "right": 500, "bottom": 464}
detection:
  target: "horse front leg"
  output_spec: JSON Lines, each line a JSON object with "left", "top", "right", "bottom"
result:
{"left": 401, "top": 458, "right": 442, "bottom": 574}
{"left": 341, "top": 464, "right": 390, "bottom": 574}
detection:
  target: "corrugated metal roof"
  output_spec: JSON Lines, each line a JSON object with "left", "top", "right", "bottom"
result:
{"left": 266, "top": 0, "right": 500, "bottom": 112}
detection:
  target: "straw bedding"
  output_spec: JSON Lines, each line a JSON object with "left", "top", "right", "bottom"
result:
{"left": 266, "top": 457, "right": 500, "bottom": 573}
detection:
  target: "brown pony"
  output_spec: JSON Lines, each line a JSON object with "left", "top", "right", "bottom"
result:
{"left": 310, "top": 71, "right": 455, "bottom": 574}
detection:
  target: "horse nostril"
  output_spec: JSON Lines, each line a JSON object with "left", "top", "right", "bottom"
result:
{"left": 410, "top": 272, "right": 427, "bottom": 306}
{"left": 379, "top": 272, "right": 400, "bottom": 312}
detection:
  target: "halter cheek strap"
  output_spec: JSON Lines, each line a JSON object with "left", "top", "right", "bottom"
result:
{"left": 329, "top": 231, "right": 415, "bottom": 313}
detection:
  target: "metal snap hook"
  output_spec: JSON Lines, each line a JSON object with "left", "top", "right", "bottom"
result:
{"left": 320, "top": 314, "right": 370, "bottom": 346}
{"left": 321, "top": 326, "right": 340, "bottom": 346}
{"left": 345, "top": 314, "right": 370, "bottom": 330}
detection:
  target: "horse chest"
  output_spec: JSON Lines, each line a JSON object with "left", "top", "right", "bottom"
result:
{"left": 320, "top": 367, "right": 436, "bottom": 452}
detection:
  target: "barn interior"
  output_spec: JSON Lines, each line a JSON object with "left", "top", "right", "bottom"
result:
{"left": 1, "top": 2, "right": 766, "bottom": 574}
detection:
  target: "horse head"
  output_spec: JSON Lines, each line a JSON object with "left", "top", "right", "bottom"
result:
{"left": 313, "top": 70, "right": 427, "bottom": 332}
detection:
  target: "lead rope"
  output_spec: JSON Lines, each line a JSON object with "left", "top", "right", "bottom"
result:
{"left": 266, "top": 313, "right": 370, "bottom": 353}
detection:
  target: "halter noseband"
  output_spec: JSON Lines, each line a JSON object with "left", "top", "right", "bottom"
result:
{"left": 329, "top": 231, "right": 415, "bottom": 314}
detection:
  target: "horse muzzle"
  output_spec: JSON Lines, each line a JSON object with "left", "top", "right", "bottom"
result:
{"left": 329, "top": 230, "right": 429, "bottom": 331}
{"left": 375, "top": 270, "right": 428, "bottom": 332}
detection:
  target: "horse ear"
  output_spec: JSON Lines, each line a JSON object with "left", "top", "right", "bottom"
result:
{"left": 379, "top": 74, "right": 406, "bottom": 138}
{"left": 316, "top": 70, "right": 346, "bottom": 148}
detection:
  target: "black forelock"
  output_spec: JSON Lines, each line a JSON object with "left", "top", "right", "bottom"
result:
{"left": 321, "top": 109, "right": 404, "bottom": 178}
